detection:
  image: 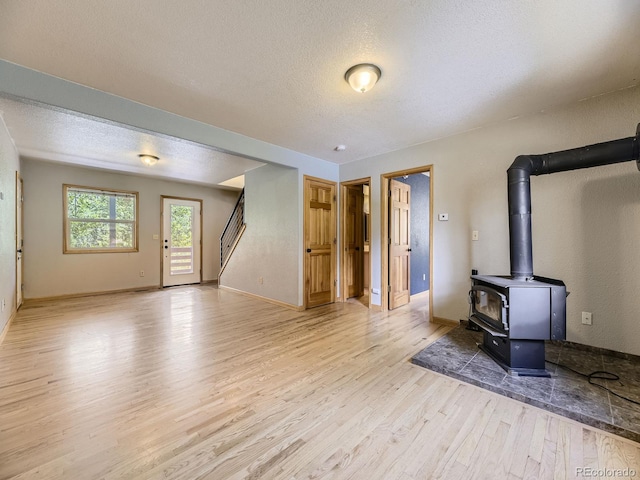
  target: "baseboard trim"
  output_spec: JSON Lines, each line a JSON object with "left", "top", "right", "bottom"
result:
{"left": 218, "top": 285, "right": 304, "bottom": 311}
{"left": 24, "top": 285, "right": 162, "bottom": 304}
{"left": 0, "top": 309, "right": 17, "bottom": 346}
{"left": 432, "top": 316, "right": 459, "bottom": 327}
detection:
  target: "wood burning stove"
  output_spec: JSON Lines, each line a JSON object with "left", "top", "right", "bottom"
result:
{"left": 470, "top": 124, "right": 640, "bottom": 376}
{"left": 469, "top": 274, "right": 566, "bottom": 376}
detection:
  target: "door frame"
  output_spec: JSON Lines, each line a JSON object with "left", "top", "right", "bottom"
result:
{"left": 340, "top": 177, "right": 371, "bottom": 307}
{"left": 15, "top": 172, "right": 23, "bottom": 309}
{"left": 380, "top": 166, "right": 433, "bottom": 316}
{"left": 303, "top": 175, "right": 337, "bottom": 309}
{"left": 160, "top": 195, "right": 203, "bottom": 287}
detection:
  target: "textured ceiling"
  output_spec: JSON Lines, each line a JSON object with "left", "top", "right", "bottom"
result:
{"left": 1, "top": 0, "right": 640, "bottom": 170}
{"left": 0, "top": 97, "right": 265, "bottom": 187}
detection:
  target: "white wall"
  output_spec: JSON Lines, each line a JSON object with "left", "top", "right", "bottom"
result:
{"left": 220, "top": 164, "right": 300, "bottom": 307}
{"left": 0, "top": 115, "right": 19, "bottom": 333}
{"left": 341, "top": 85, "right": 640, "bottom": 356}
{"left": 22, "top": 159, "right": 238, "bottom": 298}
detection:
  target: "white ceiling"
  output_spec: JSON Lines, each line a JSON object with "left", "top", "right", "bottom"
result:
{"left": 0, "top": 97, "right": 265, "bottom": 187}
{"left": 1, "top": 0, "right": 640, "bottom": 178}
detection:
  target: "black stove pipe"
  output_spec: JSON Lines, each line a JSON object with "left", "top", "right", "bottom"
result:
{"left": 508, "top": 125, "right": 640, "bottom": 280}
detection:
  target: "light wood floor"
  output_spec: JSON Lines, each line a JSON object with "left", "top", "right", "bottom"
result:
{"left": 1, "top": 286, "right": 638, "bottom": 479}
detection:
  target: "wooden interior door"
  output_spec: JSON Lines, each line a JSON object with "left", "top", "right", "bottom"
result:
{"left": 389, "top": 179, "right": 411, "bottom": 309}
{"left": 345, "top": 185, "right": 364, "bottom": 298}
{"left": 304, "top": 177, "right": 336, "bottom": 308}
{"left": 162, "top": 197, "right": 202, "bottom": 287}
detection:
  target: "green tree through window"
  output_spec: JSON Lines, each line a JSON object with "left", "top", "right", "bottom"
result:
{"left": 170, "top": 205, "right": 193, "bottom": 247}
{"left": 170, "top": 205, "right": 193, "bottom": 273}
{"left": 64, "top": 185, "right": 138, "bottom": 253}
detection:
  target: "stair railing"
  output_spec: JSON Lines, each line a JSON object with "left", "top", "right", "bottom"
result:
{"left": 220, "top": 189, "right": 245, "bottom": 273}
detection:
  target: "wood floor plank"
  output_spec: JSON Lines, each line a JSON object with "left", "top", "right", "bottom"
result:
{"left": 0, "top": 286, "right": 639, "bottom": 479}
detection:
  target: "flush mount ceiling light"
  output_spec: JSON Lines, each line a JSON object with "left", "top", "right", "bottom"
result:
{"left": 345, "top": 63, "right": 381, "bottom": 93}
{"left": 138, "top": 154, "right": 159, "bottom": 166}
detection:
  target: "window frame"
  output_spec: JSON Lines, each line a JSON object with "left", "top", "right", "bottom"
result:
{"left": 63, "top": 184, "right": 139, "bottom": 254}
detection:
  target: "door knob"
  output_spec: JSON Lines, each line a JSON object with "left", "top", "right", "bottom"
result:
{"left": 355, "top": 247, "right": 360, "bottom": 251}
{"left": 164, "top": 246, "right": 169, "bottom": 249}
{"left": 306, "top": 248, "right": 312, "bottom": 253}
{"left": 407, "top": 248, "right": 412, "bottom": 252}
{"left": 17, "top": 249, "right": 22, "bottom": 253}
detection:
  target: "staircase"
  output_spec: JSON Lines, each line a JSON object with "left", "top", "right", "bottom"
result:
{"left": 219, "top": 189, "right": 245, "bottom": 275}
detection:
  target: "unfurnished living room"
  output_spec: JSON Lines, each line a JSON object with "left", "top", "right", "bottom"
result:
{"left": 1, "top": 2, "right": 640, "bottom": 479}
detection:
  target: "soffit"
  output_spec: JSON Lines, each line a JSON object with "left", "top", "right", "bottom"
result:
{"left": 0, "top": 97, "right": 264, "bottom": 187}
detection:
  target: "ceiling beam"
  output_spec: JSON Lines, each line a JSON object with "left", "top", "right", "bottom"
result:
{"left": 0, "top": 59, "right": 337, "bottom": 177}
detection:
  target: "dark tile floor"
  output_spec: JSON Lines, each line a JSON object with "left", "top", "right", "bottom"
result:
{"left": 411, "top": 323, "right": 640, "bottom": 442}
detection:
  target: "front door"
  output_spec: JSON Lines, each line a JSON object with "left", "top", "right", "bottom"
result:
{"left": 16, "top": 173, "right": 23, "bottom": 308}
{"left": 345, "top": 185, "right": 364, "bottom": 298}
{"left": 162, "top": 197, "right": 202, "bottom": 287}
{"left": 389, "top": 179, "right": 411, "bottom": 309}
{"left": 304, "top": 176, "right": 336, "bottom": 308}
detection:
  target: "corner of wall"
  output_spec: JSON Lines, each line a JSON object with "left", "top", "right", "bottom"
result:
{"left": 0, "top": 113, "right": 20, "bottom": 337}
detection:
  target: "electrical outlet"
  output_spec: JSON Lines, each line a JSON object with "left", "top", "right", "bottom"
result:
{"left": 472, "top": 230, "right": 479, "bottom": 241}
{"left": 139, "top": 270, "right": 145, "bottom": 277}
{"left": 581, "top": 311, "right": 592, "bottom": 325}
{"left": 422, "top": 274, "right": 426, "bottom": 281}
{"left": 438, "top": 213, "right": 449, "bottom": 221}
{"left": 258, "top": 277, "right": 263, "bottom": 284}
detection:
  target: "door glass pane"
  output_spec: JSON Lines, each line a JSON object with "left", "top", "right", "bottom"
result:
{"left": 170, "top": 205, "right": 193, "bottom": 275}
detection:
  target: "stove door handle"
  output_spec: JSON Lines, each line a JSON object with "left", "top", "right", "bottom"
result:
{"left": 469, "top": 315, "right": 508, "bottom": 337}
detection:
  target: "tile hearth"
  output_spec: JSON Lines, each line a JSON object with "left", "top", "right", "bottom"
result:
{"left": 411, "top": 323, "right": 640, "bottom": 443}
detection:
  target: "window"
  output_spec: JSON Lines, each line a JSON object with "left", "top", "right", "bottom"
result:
{"left": 63, "top": 185, "right": 138, "bottom": 253}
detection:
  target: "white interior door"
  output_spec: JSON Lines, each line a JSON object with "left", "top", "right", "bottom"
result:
{"left": 16, "top": 173, "right": 23, "bottom": 308}
{"left": 162, "top": 197, "right": 202, "bottom": 287}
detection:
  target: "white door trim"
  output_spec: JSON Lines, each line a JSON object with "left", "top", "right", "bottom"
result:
{"left": 161, "top": 196, "right": 203, "bottom": 287}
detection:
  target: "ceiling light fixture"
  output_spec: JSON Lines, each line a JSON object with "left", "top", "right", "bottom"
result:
{"left": 138, "top": 154, "right": 159, "bottom": 166}
{"left": 345, "top": 63, "right": 381, "bottom": 93}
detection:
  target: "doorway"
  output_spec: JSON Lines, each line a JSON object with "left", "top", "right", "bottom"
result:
{"left": 303, "top": 176, "right": 337, "bottom": 308}
{"left": 161, "top": 196, "right": 203, "bottom": 287}
{"left": 340, "top": 178, "right": 371, "bottom": 307}
{"left": 381, "top": 166, "right": 433, "bottom": 314}
{"left": 16, "top": 172, "right": 23, "bottom": 309}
